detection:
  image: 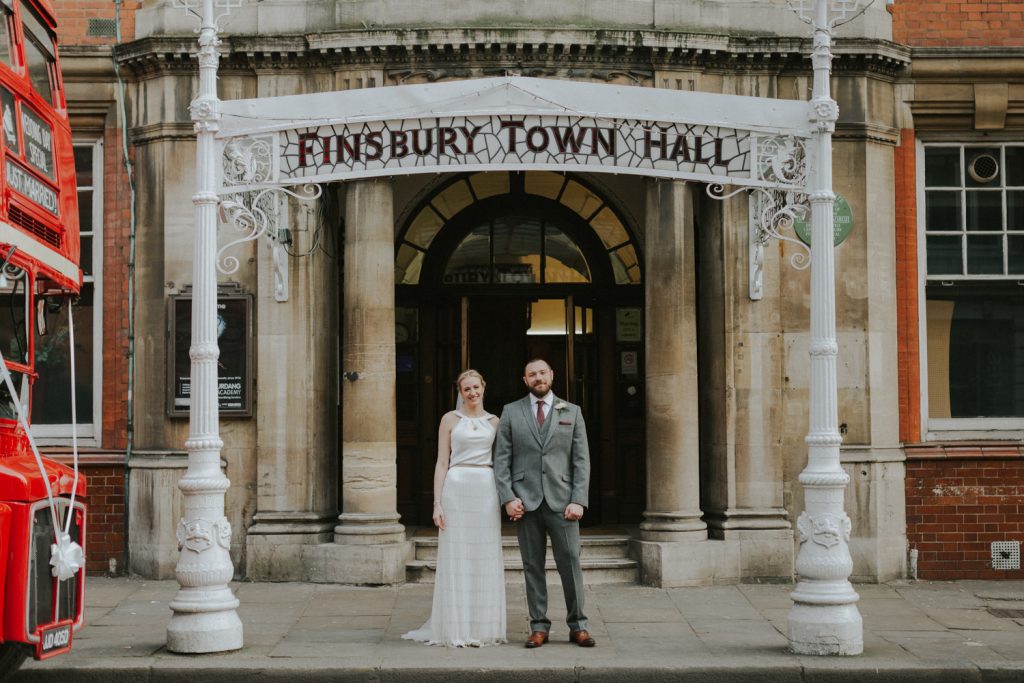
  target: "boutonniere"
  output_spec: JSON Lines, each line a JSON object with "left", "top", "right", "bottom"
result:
{"left": 554, "top": 402, "right": 567, "bottom": 411}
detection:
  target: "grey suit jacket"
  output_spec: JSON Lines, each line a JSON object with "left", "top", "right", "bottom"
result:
{"left": 493, "top": 395, "right": 590, "bottom": 512}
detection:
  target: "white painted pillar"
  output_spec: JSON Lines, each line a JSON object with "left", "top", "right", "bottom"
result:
{"left": 167, "top": 0, "right": 243, "bottom": 654}
{"left": 787, "top": 0, "right": 863, "bottom": 656}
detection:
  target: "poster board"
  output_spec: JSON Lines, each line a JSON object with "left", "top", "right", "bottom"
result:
{"left": 168, "top": 284, "right": 254, "bottom": 417}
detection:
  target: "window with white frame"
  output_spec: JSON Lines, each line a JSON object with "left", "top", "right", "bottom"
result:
{"left": 922, "top": 142, "right": 1024, "bottom": 434}
{"left": 32, "top": 139, "right": 102, "bottom": 442}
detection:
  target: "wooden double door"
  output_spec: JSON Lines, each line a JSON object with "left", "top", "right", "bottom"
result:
{"left": 395, "top": 292, "right": 646, "bottom": 527}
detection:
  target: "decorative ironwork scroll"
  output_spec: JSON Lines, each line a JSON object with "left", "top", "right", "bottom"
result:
{"left": 217, "top": 184, "right": 322, "bottom": 301}
{"left": 787, "top": 0, "right": 872, "bottom": 27}
{"left": 173, "top": 0, "right": 243, "bottom": 25}
{"left": 223, "top": 135, "right": 274, "bottom": 186}
{"left": 705, "top": 132, "right": 812, "bottom": 299}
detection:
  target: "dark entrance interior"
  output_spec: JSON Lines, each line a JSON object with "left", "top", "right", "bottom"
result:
{"left": 393, "top": 172, "right": 646, "bottom": 527}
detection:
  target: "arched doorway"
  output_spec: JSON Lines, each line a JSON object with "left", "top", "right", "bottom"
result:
{"left": 395, "top": 171, "right": 644, "bottom": 527}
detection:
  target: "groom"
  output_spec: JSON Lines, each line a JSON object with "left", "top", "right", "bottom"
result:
{"left": 494, "top": 358, "right": 595, "bottom": 649}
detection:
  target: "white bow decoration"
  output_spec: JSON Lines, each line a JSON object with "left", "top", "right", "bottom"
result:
{"left": 50, "top": 532, "right": 84, "bottom": 581}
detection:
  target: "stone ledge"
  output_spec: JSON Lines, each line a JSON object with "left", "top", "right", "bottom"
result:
{"left": 905, "top": 443, "right": 1024, "bottom": 460}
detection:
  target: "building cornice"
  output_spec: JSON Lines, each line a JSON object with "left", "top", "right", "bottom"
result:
{"left": 904, "top": 47, "right": 1024, "bottom": 132}
{"left": 131, "top": 122, "right": 198, "bottom": 146}
{"left": 112, "top": 29, "right": 909, "bottom": 81}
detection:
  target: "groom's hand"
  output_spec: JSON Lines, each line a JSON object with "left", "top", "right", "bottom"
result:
{"left": 564, "top": 503, "right": 584, "bottom": 521}
{"left": 505, "top": 499, "right": 524, "bottom": 521}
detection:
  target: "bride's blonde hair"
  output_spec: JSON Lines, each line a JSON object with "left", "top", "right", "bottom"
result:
{"left": 456, "top": 369, "right": 486, "bottom": 390}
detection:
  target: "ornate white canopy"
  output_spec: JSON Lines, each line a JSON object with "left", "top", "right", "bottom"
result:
{"left": 216, "top": 76, "right": 814, "bottom": 193}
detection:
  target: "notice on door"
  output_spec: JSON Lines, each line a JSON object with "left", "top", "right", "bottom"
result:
{"left": 168, "top": 286, "right": 253, "bottom": 417}
{"left": 616, "top": 308, "right": 642, "bottom": 342}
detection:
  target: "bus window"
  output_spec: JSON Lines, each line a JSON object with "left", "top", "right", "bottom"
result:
{"left": 0, "top": 3, "right": 13, "bottom": 70}
{"left": 0, "top": 86, "right": 18, "bottom": 153}
{"left": 0, "top": 271, "right": 29, "bottom": 365}
{"left": 19, "top": 1, "right": 54, "bottom": 104}
{"left": 0, "top": 370, "right": 25, "bottom": 419}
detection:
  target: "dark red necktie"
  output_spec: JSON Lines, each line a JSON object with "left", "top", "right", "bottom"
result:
{"left": 536, "top": 400, "right": 545, "bottom": 427}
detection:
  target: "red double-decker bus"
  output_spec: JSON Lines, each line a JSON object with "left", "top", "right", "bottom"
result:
{"left": 0, "top": 0, "right": 86, "bottom": 677}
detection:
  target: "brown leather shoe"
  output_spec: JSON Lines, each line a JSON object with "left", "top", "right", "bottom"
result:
{"left": 525, "top": 631, "right": 549, "bottom": 648}
{"left": 569, "top": 629, "right": 596, "bottom": 647}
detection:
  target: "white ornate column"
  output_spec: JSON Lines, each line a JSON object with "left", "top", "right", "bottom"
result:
{"left": 786, "top": 0, "right": 866, "bottom": 656}
{"left": 166, "top": 0, "right": 243, "bottom": 654}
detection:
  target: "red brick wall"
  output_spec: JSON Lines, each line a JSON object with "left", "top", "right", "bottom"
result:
{"left": 45, "top": 454, "right": 126, "bottom": 576}
{"left": 101, "top": 128, "right": 131, "bottom": 450}
{"left": 51, "top": 1, "right": 142, "bottom": 45}
{"left": 894, "top": 129, "right": 920, "bottom": 444}
{"left": 80, "top": 463, "right": 126, "bottom": 575}
{"left": 906, "top": 446, "right": 1024, "bottom": 580}
{"left": 890, "top": 1, "right": 1024, "bottom": 47}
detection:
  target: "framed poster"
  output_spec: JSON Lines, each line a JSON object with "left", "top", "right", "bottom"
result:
{"left": 168, "top": 284, "right": 254, "bottom": 417}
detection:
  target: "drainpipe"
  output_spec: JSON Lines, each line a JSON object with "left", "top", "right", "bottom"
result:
{"left": 113, "top": 0, "right": 136, "bottom": 576}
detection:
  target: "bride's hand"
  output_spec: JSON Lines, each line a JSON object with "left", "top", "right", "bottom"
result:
{"left": 433, "top": 503, "right": 445, "bottom": 530}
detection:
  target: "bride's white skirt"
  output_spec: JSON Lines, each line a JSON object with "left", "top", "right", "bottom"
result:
{"left": 402, "top": 467, "right": 507, "bottom": 647}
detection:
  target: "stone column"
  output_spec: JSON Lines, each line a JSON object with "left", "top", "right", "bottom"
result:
{"left": 329, "top": 179, "right": 408, "bottom": 583}
{"left": 697, "top": 191, "right": 793, "bottom": 581}
{"left": 633, "top": 180, "right": 711, "bottom": 585}
{"left": 245, "top": 191, "right": 339, "bottom": 580}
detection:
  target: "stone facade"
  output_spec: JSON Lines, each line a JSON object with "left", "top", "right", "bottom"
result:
{"left": 48, "top": 0, "right": 1020, "bottom": 586}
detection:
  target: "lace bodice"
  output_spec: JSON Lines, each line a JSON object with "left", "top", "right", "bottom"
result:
{"left": 450, "top": 411, "right": 496, "bottom": 466}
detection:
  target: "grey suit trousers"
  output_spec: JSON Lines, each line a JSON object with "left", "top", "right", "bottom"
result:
{"left": 516, "top": 503, "right": 587, "bottom": 633}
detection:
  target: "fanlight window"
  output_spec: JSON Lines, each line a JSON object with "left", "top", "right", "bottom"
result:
{"left": 443, "top": 217, "right": 590, "bottom": 285}
{"left": 396, "top": 171, "right": 639, "bottom": 285}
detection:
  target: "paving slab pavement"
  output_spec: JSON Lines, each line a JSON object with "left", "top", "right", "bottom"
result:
{"left": 12, "top": 577, "right": 1024, "bottom": 682}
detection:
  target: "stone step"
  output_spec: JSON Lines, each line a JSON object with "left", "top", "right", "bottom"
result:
{"left": 406, "top": 531, "right": 639, "bottom": 584}
{"left": 405, "top": 557, "right": 640, "bottom": 585}
{"left": 412, "top": 535, "right": 631, "bottom": 562}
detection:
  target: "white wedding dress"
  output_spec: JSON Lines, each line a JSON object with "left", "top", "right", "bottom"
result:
{"left": 402, "top": 412, "right": 507, "bottom": 647}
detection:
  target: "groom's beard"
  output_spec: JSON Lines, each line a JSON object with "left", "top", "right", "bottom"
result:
{"left": 528, "top": 383, "right": 550, "bottom": 398}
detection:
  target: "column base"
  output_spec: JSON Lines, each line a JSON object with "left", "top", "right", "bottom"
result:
{"left": 703, "top": 510, "right": 794, "bottom": 581}
{"left": 639, "top": 510, "right": 707, "bottom": 542}
{"left": 788, "top": 601, "right": 864, "bottom": 656}
{"left": 335, "top": 512, "right": 406, "bottom": 545}
{"left": 632, "top": 531, "right": 795, "bottom": 587}
{"left": 305, "top": 540, "right": 413, "bottom": 584}
{"left": 705, "top": 508, "right": 791, "bottom": 537}
{"left": 631, "top": 538, "right": 729, "bottom": 587}
{"left": 166, "top": 586, "right": 243, "bottom": 653}
{"left": 246, "top": 512, "right": 335, "bottom": 580}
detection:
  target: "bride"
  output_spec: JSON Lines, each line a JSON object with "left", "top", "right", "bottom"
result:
{"left": 402, "top": 369, "right": 507, "bottom": 647}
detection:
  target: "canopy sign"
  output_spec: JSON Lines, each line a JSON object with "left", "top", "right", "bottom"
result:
{"left": 216, "top": 77, "right": 813, "bottom": 193}
{"left": 281, "top": 115, "right": 747, "bottom": 184}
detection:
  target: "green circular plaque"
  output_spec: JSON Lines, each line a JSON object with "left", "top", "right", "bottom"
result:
{"left": 793, "top": 194, "right": 853, "bottom": 247}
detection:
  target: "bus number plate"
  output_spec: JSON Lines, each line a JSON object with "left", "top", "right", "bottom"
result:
{"left": 35, "top": 620, "right": 73, "bottom": 659}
